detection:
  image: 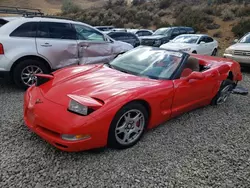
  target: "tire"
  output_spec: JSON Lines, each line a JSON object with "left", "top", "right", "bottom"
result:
{"left": 211, "top": 79, "right": 234, "bottom": 105}
{"left": 192, "top": 51, "right": 197, "bottom": 54}
{"left": 13, "top": 59, "right": 50, "bottom": 89}
{"left": 212, "top": 48, "right": 217, "bottom": 56}
{"left": 108, "top": 102, "right": 149, "bottom": 149}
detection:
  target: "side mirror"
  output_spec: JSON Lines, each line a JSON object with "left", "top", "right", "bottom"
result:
{"left": 200, "top": 41, "right": 206, "bottom": 45}
{"left": 185, "top": 71, "right": 205, "bottom": 81}
{"left": 233, "top": 39, "right": 239, "bottom": 43}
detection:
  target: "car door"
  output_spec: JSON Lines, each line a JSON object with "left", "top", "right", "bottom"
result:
{"left": 206, "top": 37, "right": 216, "bottom": 55}
{"left": 197, "top": 36, "right": 208, "bottom": 55}
{"left": 73, "top": 24, "right": 113, "bottom": 64}
{"left": 171, "top": 67, "right": 220, "bottom": 118}
{"left": 36, "top": 22, "right": 78, "bottom": 70}
{"left": 170, "top": 28, "right": 180, "bottom": 39}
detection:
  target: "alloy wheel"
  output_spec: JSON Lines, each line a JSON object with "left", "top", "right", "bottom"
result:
{"left": 216, "top": 85, "right": 232, "bottom": 105}
{"left": 115, "top": 109, "right": 145, "bottom": 145}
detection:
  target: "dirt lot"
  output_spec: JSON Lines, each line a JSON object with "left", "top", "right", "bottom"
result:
{"left": 0, "top": 70, "right": 250, "bottom": 187}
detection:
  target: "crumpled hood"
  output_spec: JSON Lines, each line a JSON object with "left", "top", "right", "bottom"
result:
{"left": 228, "top": 43, "right": 250, "bottom": 51}
{"left": 40, "top": 65, "right": 159, "bottom": 106}
{"left": 160, "top": 43, "right": 196, "bottom": 50}
{"left": 139, "top": 35, "right": 166, "bottom": 40}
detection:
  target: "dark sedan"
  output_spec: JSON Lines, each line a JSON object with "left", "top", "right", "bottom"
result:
{"left": 107, "top": 32, "right": 141, "bottom": 47}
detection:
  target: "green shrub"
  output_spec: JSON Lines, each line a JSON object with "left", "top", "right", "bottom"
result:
{"left": 158, "top": 0, "right": 172, "bottom": 9}
{"left": 234, "top": 6, "right": 250, "bottom": 17}
{"left": 221, "top": 9, "right": 235, "bottom": 21}
{"left": 175, "top": 7, "right": 209, "bottom": 31}
{"left": 61, "top": 0, "right": 81, "bottom": 14}
{"left": 232, "top": 19, "right": 250, "bottom": 37}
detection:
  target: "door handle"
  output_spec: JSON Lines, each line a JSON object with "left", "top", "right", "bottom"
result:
{"left": 80, "top": 45, "right": 89, "bottom": 49}
{"left": 41, "top": 43, "right": 52, "bottom": 47}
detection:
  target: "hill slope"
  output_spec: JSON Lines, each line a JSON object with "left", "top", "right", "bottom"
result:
{"left": 0, "top": 0, "right": 104, "bottom": 14}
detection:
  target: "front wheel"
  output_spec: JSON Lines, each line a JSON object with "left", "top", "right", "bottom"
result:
{"left": 212, "top": 48, "right": 217, "bottom": 56}
{"left": 108, "top": 102, "right": 148, "bottom": 149}
{"left": 211, "top": 79, "right": 234, "bottom": 105}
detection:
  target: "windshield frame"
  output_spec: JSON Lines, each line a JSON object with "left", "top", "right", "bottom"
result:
{"left": 239, "top": 33, "right": 250, "bottom": 43}
{"left": 107, "top": 47, "right": 187, "bottom": 80}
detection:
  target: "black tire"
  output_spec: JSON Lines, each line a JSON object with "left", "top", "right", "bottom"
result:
{"left": 211, "top": 79, "right": 234, "bottom": 105}
{"left": 192, "top": 51, "right": 197, "bottom": 54}
{"left": 108, "top": 102, "right": 149, "bottom": 149}
{"left": 212, "top": 48, "right": 217, "bottom": 56}
{"left": 13, "top": 59, "right": 50, "bottom": 90}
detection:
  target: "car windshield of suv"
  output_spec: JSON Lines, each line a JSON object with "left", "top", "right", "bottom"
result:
{"left": 109, "top": 47, "right": 184, "bottom": 80}
{"left": 153, "top": 28, "right": 171, "bottom": 36}
{"left": 172, "top": 35, "right": 199, "bottom": 44}
{"left": 239, "top": 33, "right": 250, "bottom": 43}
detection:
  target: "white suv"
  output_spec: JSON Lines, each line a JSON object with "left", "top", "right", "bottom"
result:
{"left": 0, "top": 17, "right": 133, "bottom": 89}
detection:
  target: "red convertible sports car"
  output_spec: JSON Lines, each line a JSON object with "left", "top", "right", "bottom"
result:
{"left": 24, "top": 46, "right": 247, "bottom": 152}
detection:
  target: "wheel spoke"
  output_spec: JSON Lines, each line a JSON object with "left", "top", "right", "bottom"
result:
{"left": 116, "top": 122, "right": 126, "bottom": 134}
{"left": 122, "top": 131, "right": 130, "bottom": 143}
{"left": 133, "top": 113, "right": 142, "bottom": 123}
{"left": 124, "top": 112, "right": 131, "bottom": 122}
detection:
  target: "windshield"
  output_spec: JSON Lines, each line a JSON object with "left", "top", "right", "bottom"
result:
{"left": 172, "top": 35, "right": 199, "bottom": 44}
{"left": 109, "top": 47, "right": 184, "bottom": 80}
{"left": 239, "top": 33, "right": 250, "bottom": 43}
{"left": 153, "top": 28, "right": 171, "bottom": 36}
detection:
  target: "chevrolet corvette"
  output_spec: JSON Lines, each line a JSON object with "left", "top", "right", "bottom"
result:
{"left": 24, "top": 46, "right": 246, "bottom": 152}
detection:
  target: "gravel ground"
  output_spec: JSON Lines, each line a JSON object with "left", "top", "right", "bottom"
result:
{"left": 0, "top": 71, "right": 250, "bottom": 188}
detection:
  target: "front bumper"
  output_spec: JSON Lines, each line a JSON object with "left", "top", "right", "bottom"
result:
{"left": 23, "top": 86, "right": 108, "bottom": 152}
{"left": 223, "top": 53, "right": 250, "bottom": 66}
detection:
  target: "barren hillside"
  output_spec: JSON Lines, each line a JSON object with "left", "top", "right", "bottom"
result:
{"left": 0, "top": 0, "right": 104, "bottom": 14}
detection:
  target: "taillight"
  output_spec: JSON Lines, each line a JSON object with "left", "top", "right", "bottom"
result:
{"left": 0, "top": 43, "right": 4, "bottom": 54}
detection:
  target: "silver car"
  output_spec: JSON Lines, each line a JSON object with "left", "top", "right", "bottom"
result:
{"left": 0, "top": 17, "right": 133, "bottom": 88}
{"left": 224, "top": 32, "right": 250, "bottom": 67}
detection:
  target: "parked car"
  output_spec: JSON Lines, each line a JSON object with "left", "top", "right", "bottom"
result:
{"left": 0, "top": 17, "right": 133, "bottom": 89}
{"left": 160, "top": 34, "right": 218, "bottom": 56}
{"left": 139, "top": 26, "right": 195, "bottom": 47}
{"left": 94, "top": 26, "right": 114, "bottom": 32}
{"left": 24, "top": 46, "right": 246, "bottom": 152}
{"left": 107, "top": 31, "right": 141, "bottom": 47}
{"left": 224, "top": 32, "right": 250, "bottom": 67}
{"left": 128, "top": 29, "right": 153, "bottom": 37}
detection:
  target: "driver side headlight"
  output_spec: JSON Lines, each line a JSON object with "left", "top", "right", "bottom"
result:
{"left": 68, "top": 99, "right": 88, "bottom": 116}
{"left": 225, "top": 48, "right": 234, "bottom": 54}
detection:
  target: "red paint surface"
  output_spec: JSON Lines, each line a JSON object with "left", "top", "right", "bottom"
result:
{"left": 24, "top": 55, "right": 242, "bottom": 152}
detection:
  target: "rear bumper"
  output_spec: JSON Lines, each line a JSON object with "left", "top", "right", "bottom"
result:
{"left": 223, "top": 53, "right": 250, "bottom": 66}
{"left": 23, "top": 86, "right": 108, "bottom": 152}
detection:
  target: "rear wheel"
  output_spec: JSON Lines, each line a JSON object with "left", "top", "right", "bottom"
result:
{"left": 108, "top": 102, "right": 148, "bottom": 149}
{"left": 212, "top": 48, "right": 217, "bottom": 56}
{"left": 192, "top": 51, "right": 197, "bottom": 54}
{"left": 13, "top": 59, "right": 50, "bottom": 89}
{"left": 211, "top": 79, "right": 234, "bottom": 105}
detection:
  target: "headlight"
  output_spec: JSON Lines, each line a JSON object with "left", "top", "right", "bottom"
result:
{"left": 225, "top": 48, "right": 234, "bottom": 54}
{"left": 61, "top": 134, "right": 90, "bottom": 141}
{"left": 181, "top": 48, "right": 192, "bottom": 52}
{"left": 154, "top": 40, "right": 161, "bottom": 46}
{"left": 68, "top": 99, "right": 88, "bottom": 116}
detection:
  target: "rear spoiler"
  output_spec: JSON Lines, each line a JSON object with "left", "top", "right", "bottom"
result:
{"left": 35, "top": 73, "right": 54, "bottom": 86}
